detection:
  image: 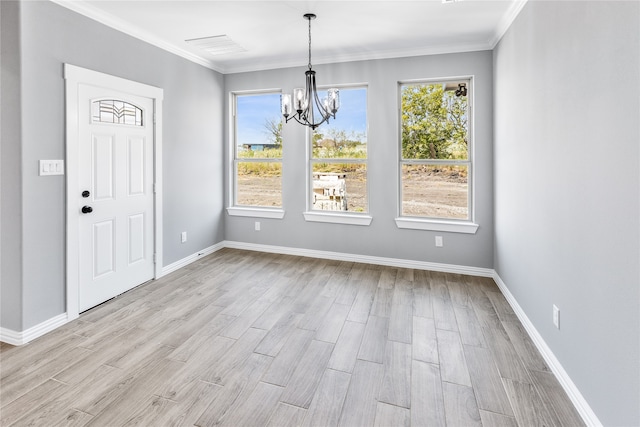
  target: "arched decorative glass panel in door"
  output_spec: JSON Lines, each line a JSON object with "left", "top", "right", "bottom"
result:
{"left": 91, "top": 99, "right": 144, "bottom": 126}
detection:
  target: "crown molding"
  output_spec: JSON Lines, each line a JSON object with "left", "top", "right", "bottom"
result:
{"left": 223, "top": 40, "right": 493, "bottom": 75}
{"left": 49, "top": 0, "right": 224, "bottom": 73}
{"left": 489, "top": 0, "right": 529, "bottom": 48}
{"left": 50, "top": 0, "right": 526, "bottom": 75}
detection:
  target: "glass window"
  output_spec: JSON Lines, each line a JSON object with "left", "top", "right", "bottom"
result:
{"left": 311, "top": 87, "right": 368, "bottom": 213}
{"left": 91, "top": 99, "right": 143, "bottom": 126}
{"left": 233, "top": 92, "right": 283, "bottom": 208}
{"left": 399, "top": 80, "right": 471, "bottom": 220}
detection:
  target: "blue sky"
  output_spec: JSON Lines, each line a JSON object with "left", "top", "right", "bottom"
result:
{"left": 237, "top": 88, "right": 367, "bottom": 146}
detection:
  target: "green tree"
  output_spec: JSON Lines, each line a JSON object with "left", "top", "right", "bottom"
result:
{"left": 401, "top": 84, "right": 467, "bottom": 160}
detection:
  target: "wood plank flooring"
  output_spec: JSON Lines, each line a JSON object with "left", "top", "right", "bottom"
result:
{"left": 0, "top": 249, "right": 585, "bottom": 426}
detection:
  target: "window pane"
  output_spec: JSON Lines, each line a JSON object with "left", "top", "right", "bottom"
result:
{"left": 312, "top": 87, "right": 367, "bottom": 159}
{"left": 236, "top": 93, "right": 282, "bottom": 159}
{"left": 236, "top": 162, "right": 282, "bottom": 207}
{"left": 312, "top": 163, "right": 367, "bottom": 212}
{"left": 401, "top": 164, "right": 468, "bottom": 219}
{"left": 91, "top": 99, "right": 143, "bottom": 126}
{"left": 401, "top": 82, "right": 468, "bottom": 160}
{"left": 234, "top": 92, "right": 283, "bottom": 209}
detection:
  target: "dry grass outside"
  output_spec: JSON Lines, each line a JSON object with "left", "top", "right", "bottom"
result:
{"left": 236, "top": 165, "right": 468, "bottom": 218}
{"left": 236, "top": 175, "right": 282, "bottom": 207}
{"left": 401, "top": 165, "right": 468, "bottom": 218}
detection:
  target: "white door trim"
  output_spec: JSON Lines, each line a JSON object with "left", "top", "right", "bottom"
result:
{"left": 64, "top": 63, "right": 164, "bottom": 320}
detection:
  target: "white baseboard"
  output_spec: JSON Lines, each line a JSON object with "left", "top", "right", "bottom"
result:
{"left": 160, "top": 242, "right": 225, "bottom": 277}
{"left": 0, "top": 239, "right": 604, "bottom": 427}
{"left": 0, "top": 313, "right": 69, "bottom": 346}
{"left": 492, "top": 273, "right": 602, "bottom": 427}
{"left": 222, "top": 240, "right": 495, "bottom": 278}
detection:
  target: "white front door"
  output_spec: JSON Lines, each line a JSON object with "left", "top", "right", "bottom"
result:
{"left": 77, "top": 85, "right": 155, "bottom": 312}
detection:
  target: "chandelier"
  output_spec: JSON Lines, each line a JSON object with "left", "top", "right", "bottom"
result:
{"left": 281, "top": 14, "right": 340, "bottom": 130}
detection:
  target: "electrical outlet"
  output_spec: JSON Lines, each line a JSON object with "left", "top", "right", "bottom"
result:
{"left": 181, "top": 231, "right": 187, "bottom": 243}
{"left": 435, "top": 236, "right": 443, "bottom": 247}
{"left": 553, "top": 304, "right": 560, "bottom": 329}
{"left": 255, "top": 221, "right": 261, "bottom": 231}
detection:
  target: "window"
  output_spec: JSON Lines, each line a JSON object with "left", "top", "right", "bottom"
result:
{"left": 230, "top": 92, "right": 284, "bottom": 216}
{"left": 92, "top": 99, "right": 143, "bottom": 126}
{"left": 307, "top": 87, "right": 369, "bottom": 223}
{"left": 398, "top": 79, "right": 477, "bottom": 233}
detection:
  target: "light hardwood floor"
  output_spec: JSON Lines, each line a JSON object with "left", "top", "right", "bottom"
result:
{"left": 0, "top": 249, "right": 585, "bottom": 426}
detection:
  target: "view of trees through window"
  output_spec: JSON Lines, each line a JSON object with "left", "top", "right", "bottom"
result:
{"left": 400, "top": 80, "right": 470, "bottom": 219}
{"left": 234, "top": 83, "right": 469, "bottom": 219}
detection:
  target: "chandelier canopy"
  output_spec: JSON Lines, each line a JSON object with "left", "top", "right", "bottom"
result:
{"left": 281, "top": 14, "right": 340, "bottom": 130}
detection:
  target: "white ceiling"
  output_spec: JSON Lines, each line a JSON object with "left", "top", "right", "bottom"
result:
{"left": 51, "top": 0, "right": 527, "bottom": 74}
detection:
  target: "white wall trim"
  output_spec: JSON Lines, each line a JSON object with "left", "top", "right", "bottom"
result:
{"left": 49, "top": 0, "right": 494, "bottom": 75}
{"left": 160, "top": 243, "right": 225, "bottom": 277}
{"left": 395, "top": 217, "right": 479, "bottom": 234}
{"left": 492, "top": 272, "right": 602, "bottom": 427}
{"left": 50, "top": 0, "right": 222, "bottom": 73}
{"left": 489, "top": 0, "right": 529, "bottom": 48}
{"left": 303, "top": 212, "right": 373, "bottom": 226}
{"left": 0, "top": 313, "right": 68, "bottom": 346}
{"left": 0, "top": 237, "right": 604, "bottom": 427}
{"left": 226, "top": 207, "right": 286, "bottom": 219}
{"left": 223, "top": 240, "right": 494, "bottom": 277}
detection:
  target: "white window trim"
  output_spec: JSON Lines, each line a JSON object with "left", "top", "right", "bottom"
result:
{"left": 227, "top": 206, "right": 285, "bottom": 219}
{"left": 304, "top": 84, "right": 371, "bottom": 226}
{"left": 397, "top": 76, "right": 476, "bottom": 233}
{"left": 228, "top": 89, "right": 285, "bottom": 217}
{"left": 303, "top": 211, "right": 373, "bottom": 226}
{"left": 394, "top": 217, "right": 478, "bottom": 234}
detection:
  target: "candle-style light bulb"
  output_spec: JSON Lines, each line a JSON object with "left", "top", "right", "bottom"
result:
{"left": 293, "top": 88, "right": 305, "bottom": 113}
{"left": 281, "top": 94, "right": 291, "bottom": 117}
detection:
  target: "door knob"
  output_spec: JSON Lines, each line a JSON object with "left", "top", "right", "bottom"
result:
{"left": 81, "top": 206, "right": 93, "bottom": 214}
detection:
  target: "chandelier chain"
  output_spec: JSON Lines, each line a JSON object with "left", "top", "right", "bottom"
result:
{"left": 280, "top": 13, "right": 339, "bottom": 130}
{"left": 308, "top": 17, "right": 312, "bottom": 70}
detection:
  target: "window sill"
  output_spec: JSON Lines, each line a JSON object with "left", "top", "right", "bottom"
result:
{"left": 395, "top": 217, "right": 479, "bottom": 234}
{"left": 303, "top": 211, "right": 373, "bottom": 226}
{"left": 227, "top": 206, "right": 285, "bottom": 219}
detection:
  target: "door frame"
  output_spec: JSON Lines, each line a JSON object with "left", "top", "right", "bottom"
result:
{"left": 64, "top": 64, "right": 164, "bottom": 320}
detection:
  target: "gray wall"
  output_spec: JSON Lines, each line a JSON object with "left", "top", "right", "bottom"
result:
{"left": 493, "top": 2, "right": 639, "bottom": 425}
{"left": 1, "top": 1, "right": 24, "bottom": 331}
{"left": 225, "top": 52, "right": 494, "bottom": 268}
{"left": 1, "top": 0, "right": 225, "bottom": 330}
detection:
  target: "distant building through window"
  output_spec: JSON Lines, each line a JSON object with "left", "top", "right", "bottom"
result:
{"left": 233, "top": 91, "right": 283, "bottom": 208}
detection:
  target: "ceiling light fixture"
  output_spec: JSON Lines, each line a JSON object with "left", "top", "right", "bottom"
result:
{"left": 281, "top": 13, "right": 340, "bottom": 130}
{"left": 455, "top": 83, "right": 467, "bottom": 97}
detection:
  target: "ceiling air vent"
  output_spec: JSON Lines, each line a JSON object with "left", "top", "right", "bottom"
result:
{"left": 185, "top": 35, "right": 246, "bottom": 56}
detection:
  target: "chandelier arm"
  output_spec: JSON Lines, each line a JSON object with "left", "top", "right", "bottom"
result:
{"left": 312, "top": 85, "right": 332, "bottom": 120}
{"left": 304, "top": 71, "right": 333, "bottom": 129}
{"left": 281, "top": 13, "right": 337, "bottom": 130}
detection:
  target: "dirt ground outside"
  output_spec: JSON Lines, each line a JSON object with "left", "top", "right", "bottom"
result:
{"left": 237, "top": 167, "right": 468, "bottom": 219}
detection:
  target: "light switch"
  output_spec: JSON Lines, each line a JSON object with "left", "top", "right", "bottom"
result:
{"left": 39, "top": 160, "right": 64, "bottom": 176}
